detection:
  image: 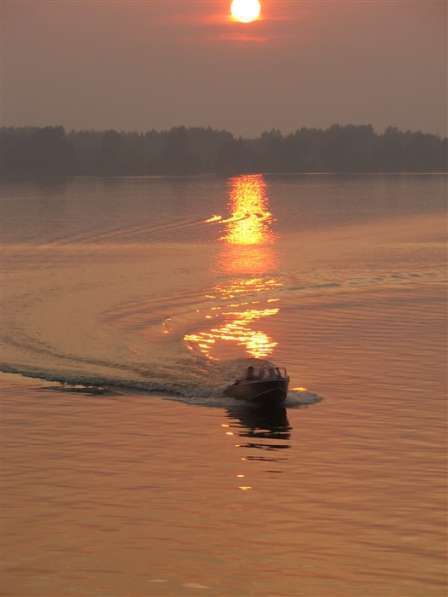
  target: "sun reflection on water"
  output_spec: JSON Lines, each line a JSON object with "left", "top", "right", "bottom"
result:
{"left": 184, "top": 277, "right": 281, "bottom": 359}
{"left": 225, "top": 175, "right": 273, "bottom": 246}
{"left": 185, "top": 174, "right": 281, "bottom": 360}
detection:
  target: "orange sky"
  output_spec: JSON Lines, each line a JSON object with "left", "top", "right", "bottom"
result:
{"left": 1, "top": 0, "right": 446, "bottom": 135}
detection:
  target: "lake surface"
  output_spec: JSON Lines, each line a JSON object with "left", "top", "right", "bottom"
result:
{"left": 0, "top": 174, "right": 446, "bottom": 596}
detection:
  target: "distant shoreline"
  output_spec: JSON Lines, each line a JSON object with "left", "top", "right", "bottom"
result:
{"left": 1, "top": 124, "right": 446, "bottom": 179}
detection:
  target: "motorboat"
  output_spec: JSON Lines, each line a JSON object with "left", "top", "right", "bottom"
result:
{"left": 224, "top": 365, "right": 289, "bottom": 406}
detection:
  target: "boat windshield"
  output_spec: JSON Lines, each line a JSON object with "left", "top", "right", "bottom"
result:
{"left": 243, "top": 366, "right": 287, "bottom": 380}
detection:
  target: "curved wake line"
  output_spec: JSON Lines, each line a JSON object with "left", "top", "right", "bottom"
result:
{"left": 0, "top": 363, "right": 322, "bottom": 408}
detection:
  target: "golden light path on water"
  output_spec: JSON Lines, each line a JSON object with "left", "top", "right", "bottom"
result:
{"left": 185, "top": 175, "right": 281, "bottom": 360}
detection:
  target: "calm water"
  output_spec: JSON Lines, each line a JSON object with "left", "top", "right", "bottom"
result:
{"left": 0, "top": 174, "right": 446, "bottom": 596}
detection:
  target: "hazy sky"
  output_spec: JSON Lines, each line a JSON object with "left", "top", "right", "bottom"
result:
{"left": 1, "top": 0, "right": 446, "bottom": 136}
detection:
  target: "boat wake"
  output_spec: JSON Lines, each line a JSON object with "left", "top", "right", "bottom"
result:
{"left": 0, "top": 360, "right": 322, "bottom": 409}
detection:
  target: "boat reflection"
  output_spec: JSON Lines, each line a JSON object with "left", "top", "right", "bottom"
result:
{"left": 185, "top": 174, "right": 282, "bottom": 360}
{"left": 226, "top": 405, "right": 291, "bottom": 462}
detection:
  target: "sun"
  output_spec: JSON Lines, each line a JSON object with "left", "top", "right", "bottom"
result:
{"left": 230, "top": 0, "right": 262, "bottom": 24}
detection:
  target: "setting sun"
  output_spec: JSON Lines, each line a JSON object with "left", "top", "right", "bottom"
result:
{"left": 230, "top": 0, "right": 261, "bottom": 23}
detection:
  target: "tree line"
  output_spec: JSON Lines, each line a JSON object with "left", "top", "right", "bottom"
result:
{"left": 0, "top": 124, "right": 446, "bottom": 178}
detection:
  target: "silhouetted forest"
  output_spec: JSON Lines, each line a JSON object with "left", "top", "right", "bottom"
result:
{"left": 0, "top": 125, "right": 446, "bottom": 179}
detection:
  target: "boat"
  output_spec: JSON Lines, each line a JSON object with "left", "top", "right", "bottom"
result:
{"left": 224, "top": 365, "right": 289, "bottom": 406}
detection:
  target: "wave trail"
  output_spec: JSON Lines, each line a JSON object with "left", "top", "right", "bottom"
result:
{"left": 0, "top": 362, "right": 322, "bottom": 408}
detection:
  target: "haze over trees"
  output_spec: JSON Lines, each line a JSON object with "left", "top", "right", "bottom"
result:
{"left": 0, "top": 124, "right": 446, "bottom": 179}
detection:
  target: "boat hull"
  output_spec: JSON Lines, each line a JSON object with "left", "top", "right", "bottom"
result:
{"left": 224, "top": 379, "right": 289, "bottom": 405}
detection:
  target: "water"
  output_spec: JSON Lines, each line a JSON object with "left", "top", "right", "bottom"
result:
{"left": 0, "top": 174, "right": 446, "bottom": 596}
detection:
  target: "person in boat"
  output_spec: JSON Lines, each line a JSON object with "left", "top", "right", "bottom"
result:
{"left": 246, "top": 366, "right": 256, "bottom": 380}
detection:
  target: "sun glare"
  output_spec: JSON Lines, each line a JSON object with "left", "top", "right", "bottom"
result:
{"left": 230, "top": 0, "right": 261, "bottom": 24}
